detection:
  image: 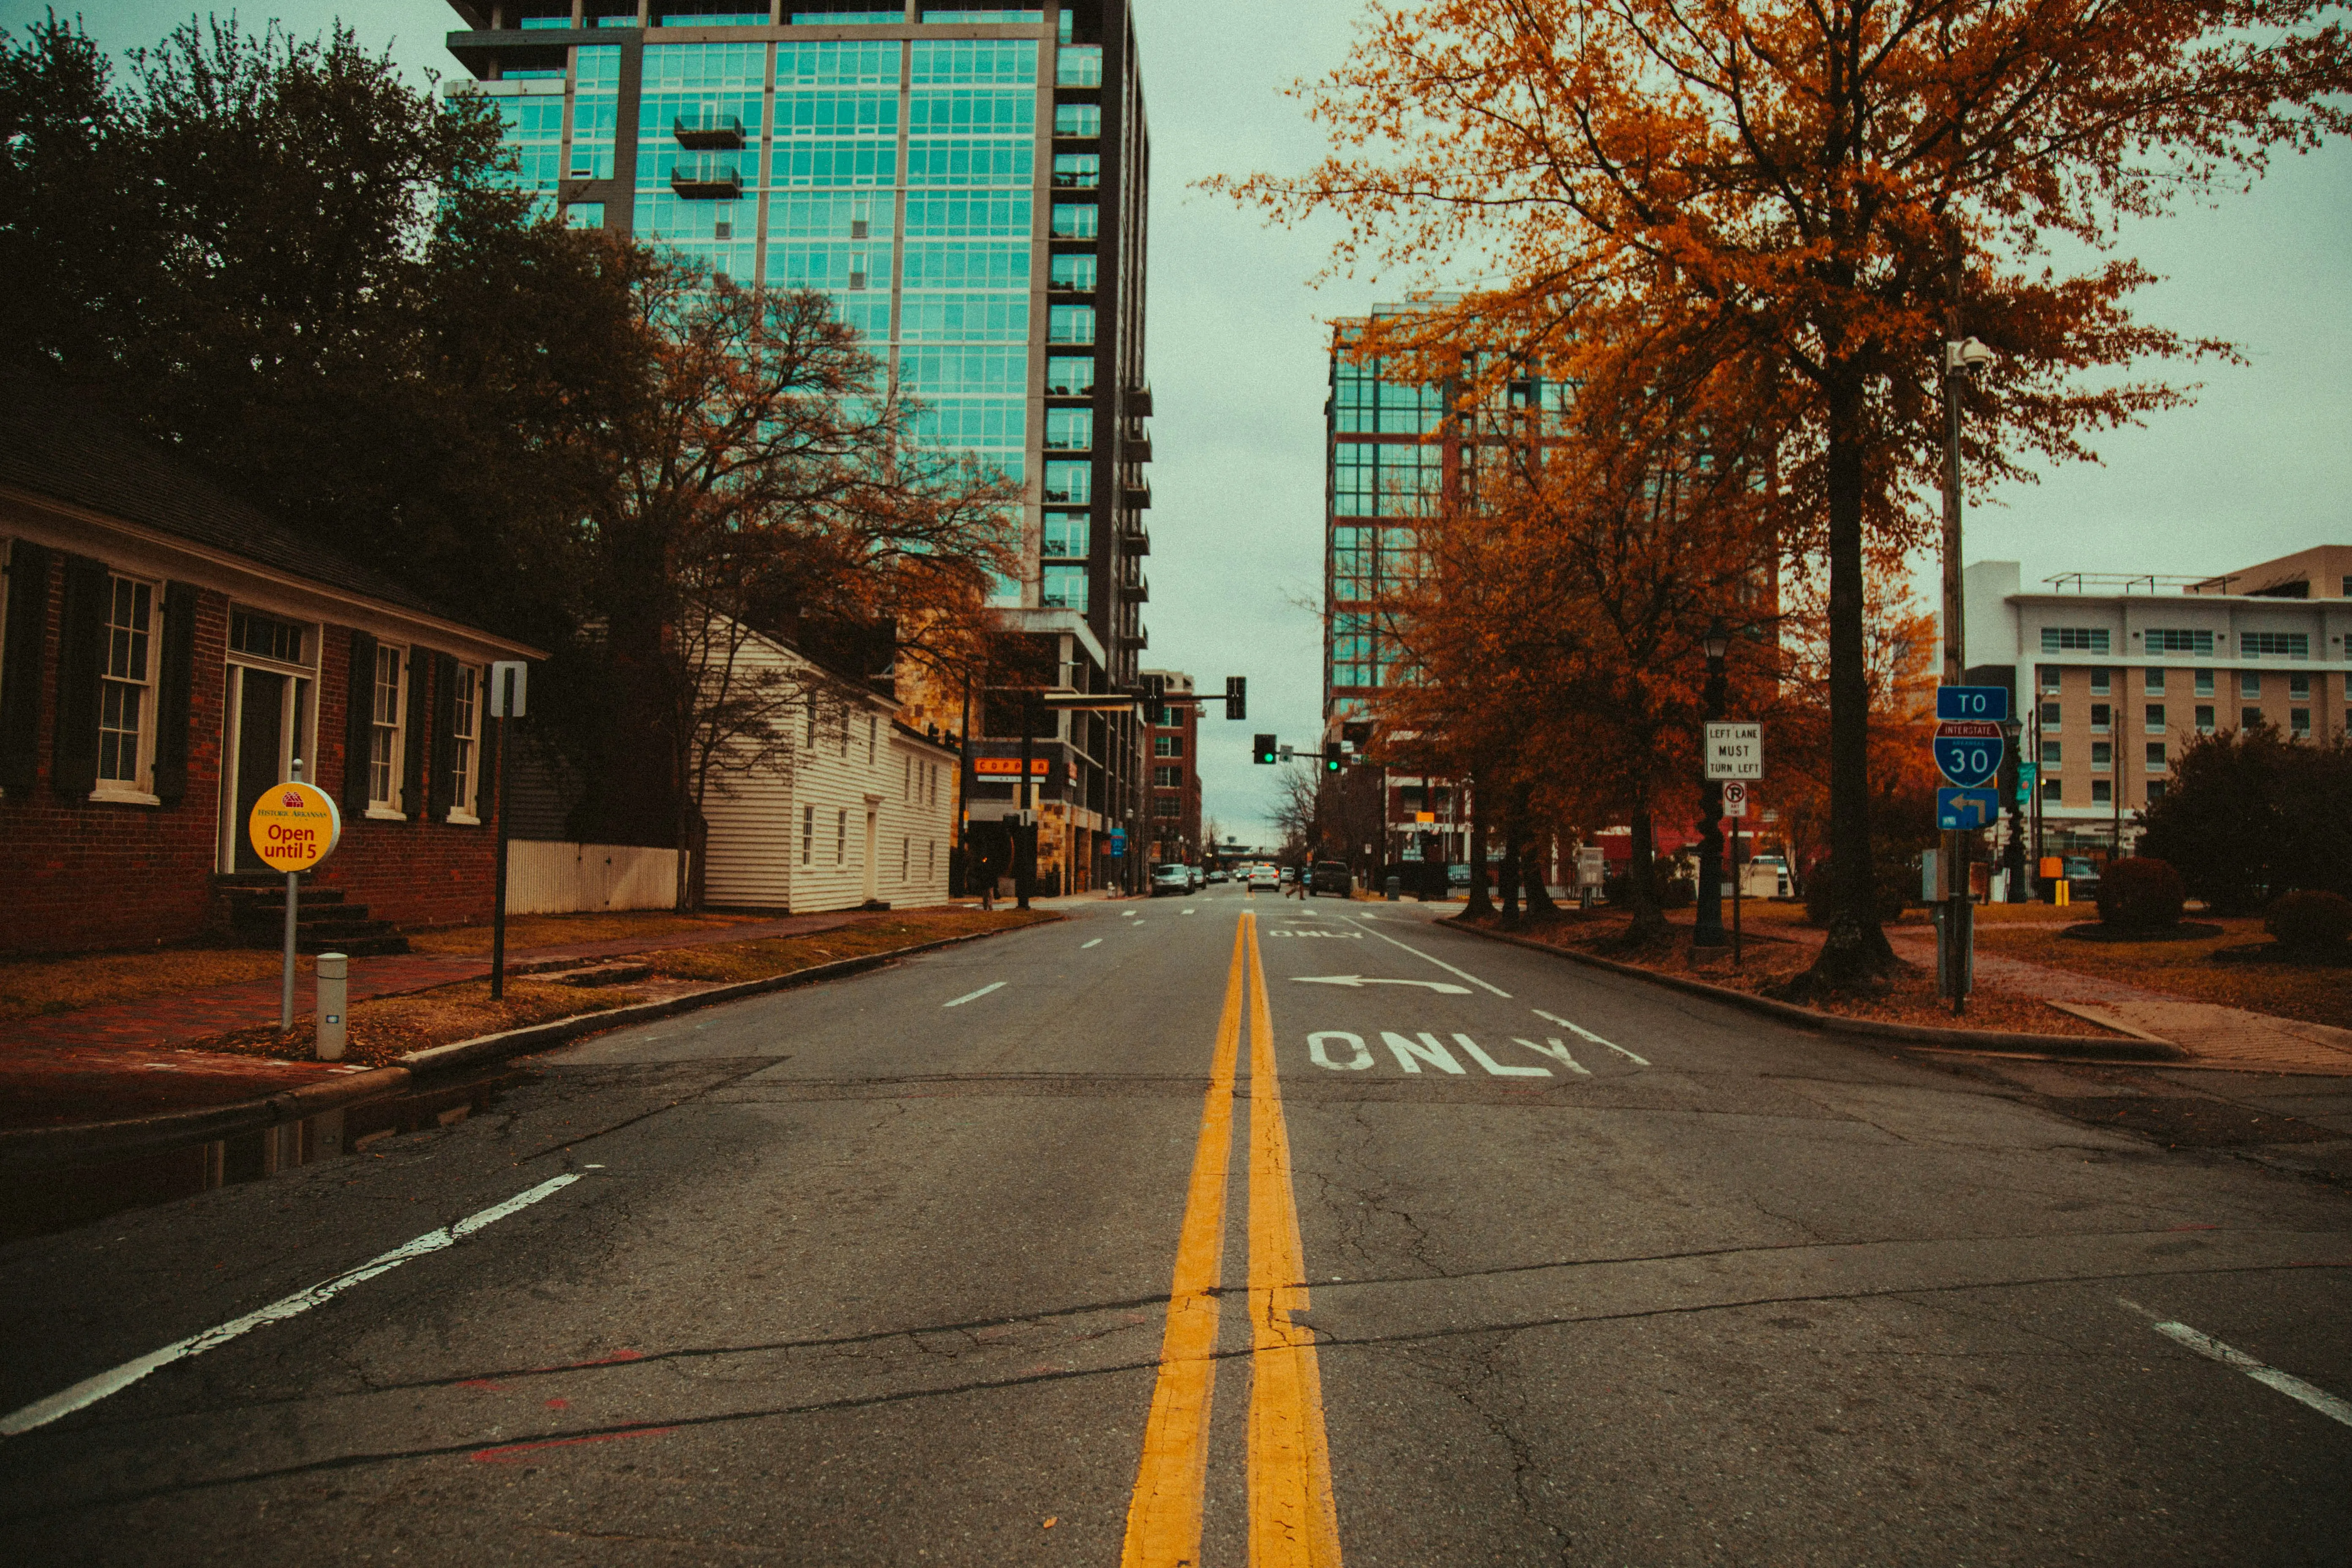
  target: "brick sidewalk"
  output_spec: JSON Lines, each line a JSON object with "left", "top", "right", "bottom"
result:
{"left": 0, "top": 910, "right": 873, "bottom": 1055}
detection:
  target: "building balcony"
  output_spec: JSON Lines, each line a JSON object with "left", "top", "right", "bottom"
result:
{"left": 1126, "top": 385, "right": 1153, "bottom": 417}
{"left": 671, "top": 157, "right": 742, "bottom": 198}
{"left": 1119, "top": 627, "right": 1149, "bottom": 650}
{"left": 1119, "top": 517, "right": 1150, "bottom": 556}
{"left": 674, "top": 111, "right": 745, "bottom": 150}
{"left": 1121, "top": 473, "right": 1151, "bottom": 510}
{"left": 1121, "top": 570, "right": 1149, "bottom": 603}
{"left": 1121, "top": 417, "right": 1151, "bottom": 462}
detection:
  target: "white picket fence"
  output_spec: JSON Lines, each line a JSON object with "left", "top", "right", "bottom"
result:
{"left": 504, "top": 841, "right": 680, "bottom": 915}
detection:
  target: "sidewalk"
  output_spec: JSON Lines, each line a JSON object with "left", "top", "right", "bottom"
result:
{"left": 1771, "top": 914, "right": 2352, "bottom": 1074}
{"left": 0, "top": 911, "right": 872, "bottom": 1055}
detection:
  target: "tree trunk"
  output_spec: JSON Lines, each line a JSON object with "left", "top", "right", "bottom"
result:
{"left": 1795, "top": 383, "right": 1897, "bottom": 994}
{"left": 1465, "top": 770, "right": 1494, "bottom": 918}
{"left": 1498, "top": 825, "right": 1522, "bottom": 929}
{"left": 1518, "top": 786, "right": 1557, "bottom": 917}
{"left": 1624, "top": 798, "right": 1665, "bottom": 943}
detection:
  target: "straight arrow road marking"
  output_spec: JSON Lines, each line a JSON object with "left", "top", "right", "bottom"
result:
{"left": 1532, "top": 1009, "right": 1648, "bottom": 1065}
{"left": 1343, "top": 919, "right": 1511, "bottom": 997}
{"left": 1293, "top": 975, "right": 1470, "bottom": 995}
{"left": 942, "top": 982, "right": 1007, "bottom": 1008}
{"left": 0, "top": 1174, "right": 582, "bottom": 1437}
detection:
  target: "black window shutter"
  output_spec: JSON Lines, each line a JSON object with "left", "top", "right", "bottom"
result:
{"left": 431, "top": 651, "right": 458, "bottom": 822}
{"left": 401, "top": 645, "right": 428, "bottom": 819}
{"left": 0, "top": 541, "right": 54, "bottom": 793}
{"left": 343, "top": 630, "right": 377, "bottom": 814}
{"left": 49, "top": 554, "right": 109, "bottom": 800}
{"left": 152, "top": 581, "right": 198, "bottom": 806}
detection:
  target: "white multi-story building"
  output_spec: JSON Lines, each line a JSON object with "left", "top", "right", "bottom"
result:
{"left": 1965, "top": 546, "right": 2352, "bottom": 851}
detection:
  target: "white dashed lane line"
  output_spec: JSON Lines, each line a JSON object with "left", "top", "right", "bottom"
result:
{"left": 1082, "top": 938, "right": 1103, "bottom": 949}
{"left": 1532, "top": 1008, "right": 1648, "bottom": 1066}
{"left": 942, "top": 982, "right": 1007, "bottom": 1009}
{"left": 2140, "top": 1314, "right": 2352, "bottom": 1429}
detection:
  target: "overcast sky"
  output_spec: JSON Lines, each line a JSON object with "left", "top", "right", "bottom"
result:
{"left": 16, "top": 1, "right": 2350, "bottom": 845}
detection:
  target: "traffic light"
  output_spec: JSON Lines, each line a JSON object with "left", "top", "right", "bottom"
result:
{"left": 1225, "top": 675, "right": 1246, "bottom": 720}
{"left": 1323, "top": 741, "right": 1343, "bottom": 774}
{"left": 1252, "top": 734, "right": 1277, "bottom": 765}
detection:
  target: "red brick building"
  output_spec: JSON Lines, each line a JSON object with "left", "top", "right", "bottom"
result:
{"left": 0, "top": 381, "right": 539, "bottom": 955}
{"left": 1143, "top": 668, "right": 1202, "bottom": 866}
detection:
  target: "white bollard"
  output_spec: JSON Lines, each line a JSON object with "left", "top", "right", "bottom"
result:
{"left": 316, "top": 952, "right": 348, "bottom": 1061}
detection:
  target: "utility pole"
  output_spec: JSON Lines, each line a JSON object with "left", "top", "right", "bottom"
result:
{"left": 1694, "top": 622, "right": 1731, "bottom": 947}
{"left": 1938, "top": 257, "right": 1995, "bottom": 1009}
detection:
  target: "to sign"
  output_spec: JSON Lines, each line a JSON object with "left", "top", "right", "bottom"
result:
{"left": 248, "top": 781, "right": 341, "bottom": 873}
{"left": 1932, "top": 726, "right": 2005, "bottom": 788}
{"left": 1705, "top": 721, "right": 1763, "bottom": 780}
{"left": 1723, "top": 780, "right": 1750, "bottom": 818}
{"left": 1935, "top": 685, "right": 2010, "bottom": 723}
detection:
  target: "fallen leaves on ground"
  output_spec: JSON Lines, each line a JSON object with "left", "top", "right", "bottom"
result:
{"left": 406, "top": 910, "right": 773, "bottom": 956}
{"left": 184, "top": 981, "right": 648, "bottom": 1067}
{"left": 0, "top": 948, "right": 298, "bottom": 1024}
{"left": 1460, "top": 910, "right": 2115, "bottom": 1037}
{"left": 1975, "top": 920, "right": 2352, "bottom": 1029}
{"left": 642, "top": 908, "right": 1058, "bottom": 985}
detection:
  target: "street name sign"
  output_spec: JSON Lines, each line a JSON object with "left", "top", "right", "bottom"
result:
{"left": 1937, "top": 786, "right": 2002, "bottom": 830}
{"left": 1932, "top": 724, "right": 2004, "bottom": 788}
{"left": 1705, "top": 722, "right": 1763, "bottom": 780}
{"left": 247, "top": 781, "right": 341, "bottom": 873}
{"left": 1935, "top": 685, "right": 2010, "bottom": 723}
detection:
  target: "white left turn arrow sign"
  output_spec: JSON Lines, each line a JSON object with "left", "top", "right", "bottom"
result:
{"left": 1291, "top": 975, "right": 1471, "bottom": 995}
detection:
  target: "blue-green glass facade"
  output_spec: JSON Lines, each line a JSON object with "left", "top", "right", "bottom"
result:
{"left": 447, "top": 1, "right": 1154, "bottom": 887}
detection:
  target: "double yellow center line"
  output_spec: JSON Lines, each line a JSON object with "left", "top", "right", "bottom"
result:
{"left": 1122, "top": 912, "right": 1342, "bottom": 1567}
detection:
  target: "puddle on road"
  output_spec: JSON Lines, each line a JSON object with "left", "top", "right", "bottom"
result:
{"left": 0, "top": 1068, "right": 534, "bottom": 1244}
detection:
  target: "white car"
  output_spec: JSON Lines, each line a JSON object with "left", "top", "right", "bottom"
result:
{"left": 1150, "top": 863, "right": 1190, "bottom": 896}
{"left": 1247, "top": 864, "right": 1280, "bottom": 891}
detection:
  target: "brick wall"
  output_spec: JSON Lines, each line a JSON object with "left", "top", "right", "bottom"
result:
{"left": 0, "top": 556, "right": 502, "bottom": 955}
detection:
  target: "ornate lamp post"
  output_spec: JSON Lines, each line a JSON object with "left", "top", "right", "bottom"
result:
{"left": 1694, "top": 619, "right": 1732, "bottom": 948}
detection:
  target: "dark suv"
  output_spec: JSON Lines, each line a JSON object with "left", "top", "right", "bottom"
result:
{"left": 1307, "top": 860, "right": 1353, "bottom": 897}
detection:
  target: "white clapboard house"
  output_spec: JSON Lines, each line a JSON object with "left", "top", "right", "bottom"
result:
{"left": 695, "top": 619, "right": 960, "bottom": 913}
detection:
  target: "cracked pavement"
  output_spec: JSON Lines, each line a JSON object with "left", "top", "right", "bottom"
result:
{"left": 0, "top": 889, "right": 2347, "bottom": 1564}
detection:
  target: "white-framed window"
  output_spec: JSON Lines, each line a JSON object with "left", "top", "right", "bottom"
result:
{"left": 448, "top": 662, "right": 482, "bottom": 821}
{"left": 95, "top": 574, "right": 158, "bottom": 796}
{"left": 836, "top": 807, "right": 846, "bottom": 865}
{"left": 802, "top": 804, "right": 814, "bottom": 865}
{"left": 370, "top": 643, "right": 407, "bottom": 813}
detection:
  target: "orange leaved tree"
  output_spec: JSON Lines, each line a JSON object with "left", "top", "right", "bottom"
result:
{"left": 1223, "top": 0, "right": 2350, "bottom": 989}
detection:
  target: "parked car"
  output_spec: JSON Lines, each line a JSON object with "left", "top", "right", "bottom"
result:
{"left": 2061, "top": 857, "right": 2102, "bottom": 899}
{"left": 1187, "top": 864, "right": 1203, "bottom": 892}
{"left": 1447, "top": 862, "right": 1472, "bottom": 889}
{"left": 1150, "top": 862, "right": 1190, "bottom": 897}
{"left": 1247, "top": 864, "right": 1280, "bottom": 891}
{"left": 1279, "top": 865, "right": 1297, "bottom": 886}
{"left": 1308, "top": 860, "right": 1352, "bottom": 897}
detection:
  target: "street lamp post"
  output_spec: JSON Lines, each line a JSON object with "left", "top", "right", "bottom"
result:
{"left": 1693, "top": 619, "right": 1731, "bottom": 949}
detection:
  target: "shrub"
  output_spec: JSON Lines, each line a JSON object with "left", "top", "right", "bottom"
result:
{"left": 2265, "top": 890, "right": 2352, "bottom": 953}
{"left": 2095, "top": 857, "right": 2186, "bottom": 931}
{"left": 1603, "top": 855, "right": 1693, "bottom": 911}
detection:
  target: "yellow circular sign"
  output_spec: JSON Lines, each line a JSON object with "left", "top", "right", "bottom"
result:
{"left": 248, "top": 780, "right": 342, "bottom": 873}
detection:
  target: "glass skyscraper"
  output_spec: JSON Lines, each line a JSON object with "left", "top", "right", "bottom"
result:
{"left": 445, "top": 0, "right": 1154, "bottom": 892}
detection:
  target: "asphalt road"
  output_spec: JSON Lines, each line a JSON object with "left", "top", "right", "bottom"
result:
{"left": 3, "top": 887, "right": 2348, "bottom": 1565}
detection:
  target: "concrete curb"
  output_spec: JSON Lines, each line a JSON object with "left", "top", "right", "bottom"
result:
{"left": 1449, "top": 921, "right": 2189, "bottom": 1062}
{"left": 0, "top": 916, "right": 1057, "bottom": 1171}
{"left": 0, "top": 1068, "right": 413, "bottom": 1173}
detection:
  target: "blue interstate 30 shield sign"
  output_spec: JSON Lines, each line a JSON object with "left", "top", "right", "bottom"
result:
{"left": 1932, "top": 721, "right": 2004, "bottom": 788}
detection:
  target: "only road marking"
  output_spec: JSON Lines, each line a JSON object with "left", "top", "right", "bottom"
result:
{"left": 942, "top": 982, "right": 1007, "bottom": 1008}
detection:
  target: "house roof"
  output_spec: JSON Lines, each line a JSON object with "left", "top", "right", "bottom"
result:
{"left": 0, "top": 370, "right": 451, "bottom": 621}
